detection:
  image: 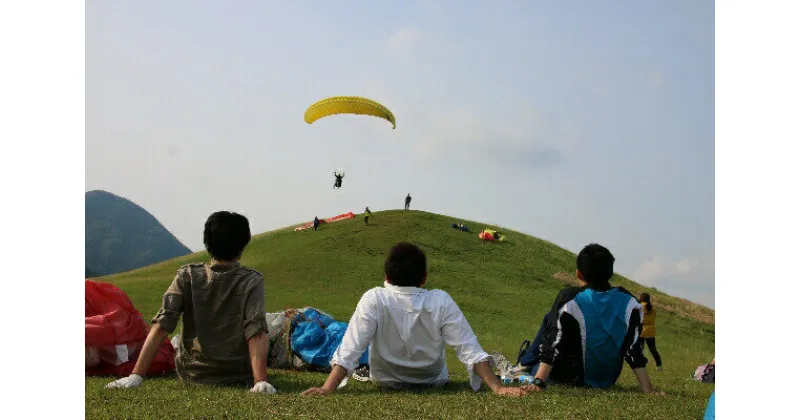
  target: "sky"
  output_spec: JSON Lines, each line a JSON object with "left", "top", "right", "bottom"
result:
{"left": 86, "top": 0, "right": 714, "bottom": 307}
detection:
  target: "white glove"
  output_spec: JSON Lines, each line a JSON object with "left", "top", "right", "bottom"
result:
{"left": 249, "top": 381, "right": 277, "bottom": 394}
{"left": 106, "top": 374, "right": 144, "bottom": 389}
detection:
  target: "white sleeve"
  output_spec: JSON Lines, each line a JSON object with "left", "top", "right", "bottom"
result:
{"left": 440, "top": 293, "right": 491, "bottom": 391}
{"left": 330, "top": 290, "right": 379, "bottom": 374}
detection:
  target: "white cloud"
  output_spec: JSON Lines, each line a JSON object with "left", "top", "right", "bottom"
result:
{"left": 632, "top": 255, "right": 670, "bottom": 285}
{"left": 676, "top": 258, "right": 700, "bottom": 275}
{"left": 385, "top": 28, "right": 425, "bottom": 58}
{"left": 628, "top": 254, "right": 715, "bottom": 307}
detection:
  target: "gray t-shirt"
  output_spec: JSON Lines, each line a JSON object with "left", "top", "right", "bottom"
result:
{"left": 153, "top": 262, "right": 268, "bottom": 385}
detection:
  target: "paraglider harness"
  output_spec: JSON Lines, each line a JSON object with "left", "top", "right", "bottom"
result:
{"left": 267, "top": 308, "right": 333, "bottom": 372}
{"left": 267, "top": 307, "right": 368, "bottom": 373}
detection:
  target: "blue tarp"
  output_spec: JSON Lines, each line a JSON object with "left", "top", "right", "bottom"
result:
{"left": 290, "top": 308, "right": 369, "bottom": 367}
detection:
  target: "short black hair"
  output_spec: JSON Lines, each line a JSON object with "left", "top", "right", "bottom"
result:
{"left": 203, "top": 211, "right": 251, "bottom": 261}
{"left": 384, "top": 242, "right": 427, "bottom": 287}
{"left": 576, "top": 243, "right": 615, "bottom": 286}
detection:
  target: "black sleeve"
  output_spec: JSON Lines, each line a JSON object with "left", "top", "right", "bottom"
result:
{"left": 622, "top": 304, "right": 648, "bottom": 369}
{"left": 539, "top": 287, "right": 581, "bottom": 365}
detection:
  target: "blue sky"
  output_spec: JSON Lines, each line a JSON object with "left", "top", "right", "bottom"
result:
{"left": 86, "top": 0, "right": 714, "bottom": 307}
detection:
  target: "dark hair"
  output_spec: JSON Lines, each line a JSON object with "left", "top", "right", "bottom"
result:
{"left": 384, "top": 242, "right": 427, "bottom": 287}
{"left": 639, "top": 293, "right": 653, "bottom": 311}
{"left": 576, "top": 243, "right": 615, "bottom": 287}
{"left": 203, "top": 211, "right": 251, "bottom": 261}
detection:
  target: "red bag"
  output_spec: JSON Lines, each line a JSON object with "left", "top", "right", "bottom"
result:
{"left": 85, "top": 280, "right": 175, "bottom": 377}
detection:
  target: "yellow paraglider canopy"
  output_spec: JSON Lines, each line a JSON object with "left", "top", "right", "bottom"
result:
{"left": 304, "top": 96, "right": 396, "bottom": 129}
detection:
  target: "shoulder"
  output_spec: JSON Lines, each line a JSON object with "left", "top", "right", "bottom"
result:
{"left": 613, "top": 287, "right": 642, "bottom": 305}
{"left": 426, "top": 289, "right": 461, "bottom": 310}
{"left": 359, "top": 287, "right": 384, "bottom": 302}
{"left": 355, "top": 287, "right": 385, "bottom": 310}
{"left": 612, "top": 287, "right": 644, "bottom": 313}
{"left": 555, "top": 286, "right": 584, "bottom": 305}
{"left": 237, "top": 265, "right": 264, "bottom": 278}
{"left": 236, "top": 266, "right": 265, "bottom": 288}
{"left": 175, "top": 263, "right": 206, "bottom": 279}
{"left": 178, "top": 262, "right": 204, "bottom": 272}
{"left": 613, "top": 286, "right": 637, "bottom": 299}
{"left": 427, "top": 288, "right": 454, "bottom": 301}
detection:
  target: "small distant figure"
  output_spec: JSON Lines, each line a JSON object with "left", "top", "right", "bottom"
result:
{"left": 405, "top": 194, "right": 412, "bottom": 210}
{"left": 333, "top": 172, "right": 345, "bottom": 189}
{"left": 451, "top": 222, "right": 469, "bottom": 232}
{"left": 364, "top": 207, "right": 372, "bottom": 225}
{"left": 638, "top": 293, "right": 663, "bottom": 370}
{"left": 313, "top": 216, "right": 320, "bottom": 231}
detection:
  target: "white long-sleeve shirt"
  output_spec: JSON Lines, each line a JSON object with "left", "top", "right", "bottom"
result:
{"left": 330, "top": 282, "right": 492, "bottom": 391}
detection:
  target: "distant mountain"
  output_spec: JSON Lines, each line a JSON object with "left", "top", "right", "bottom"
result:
{"left": 85, "top": 190, "right": 192, "bottom": 276}
{"left": 85, "top": 267, "right": 99, "bottom": 278}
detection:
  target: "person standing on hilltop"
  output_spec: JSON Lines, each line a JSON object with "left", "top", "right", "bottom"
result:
{"left": 405, "top": 194, "right": 412, "bottom": 210}
{"left": 638, "top": 293, "right": 663, "bottom": 370}
{"left": 313, "top": 216, "right": 320, "bottom": 231}
{"left": 364, "top": 207, "right": 372, "bottom": 226}
{"left": 105, "top": 211, "right": 277, "bottom": 394}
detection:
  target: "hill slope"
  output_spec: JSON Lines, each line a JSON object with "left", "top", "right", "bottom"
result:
{"left": 87, "top": 210, "right": 715, "bottom": 419}
{"left": 85, "top": 190, "right": 192, "bottom": 276}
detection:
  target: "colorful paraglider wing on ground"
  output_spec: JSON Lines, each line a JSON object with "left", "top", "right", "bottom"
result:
{"left": 304, "top": 96, "right": 396, "bottom": 129}
{"left": 85, "top": 280, "right": 175, "bottom": 377}
{"left": 295, "top": 212, "right": 356, "bottom": 231}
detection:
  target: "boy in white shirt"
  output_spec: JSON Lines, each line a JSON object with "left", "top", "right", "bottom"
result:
{"left": 301, "top": 242, "right": 529, "bottom": 397}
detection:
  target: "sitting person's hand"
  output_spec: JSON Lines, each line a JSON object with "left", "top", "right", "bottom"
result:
{"left": 520, "top": 384, "right": 546, "bottom": 393}
{"left": 249, "top": 381, "right": 277, "bottom": 394}
{"left": 106, "top": 374, "right": 144, "bottom": 389}
{"left": 301, "top": 387, "right": 334, "bottom": 397}
{"left": 494, "top": 386, "right": 531, "bottom": 397}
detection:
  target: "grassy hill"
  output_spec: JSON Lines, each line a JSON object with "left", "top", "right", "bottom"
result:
{"left": 85, "top": 210, "right": 715, "bottom": 419}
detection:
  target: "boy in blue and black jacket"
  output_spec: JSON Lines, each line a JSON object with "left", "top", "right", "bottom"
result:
{"left": 523, "top": 244, "right": 664, "bottom": 395}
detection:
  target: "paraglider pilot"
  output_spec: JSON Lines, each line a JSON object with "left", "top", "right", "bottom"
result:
{"left": 313, "top": 216, "right": 320, "bottom": 231}
{"left": 333, "top": 172, "right": 345, "bottom": 189}
{"left": 405, "top": 194, "right": 412, "bottom": 210}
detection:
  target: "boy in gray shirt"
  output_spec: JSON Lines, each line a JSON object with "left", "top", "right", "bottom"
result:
{"left": 106, "top": 211, "right": 275, "bottom": 393}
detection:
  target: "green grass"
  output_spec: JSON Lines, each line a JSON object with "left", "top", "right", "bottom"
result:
{"left": 86, "top": 210, "right": 715, "bottom": 419}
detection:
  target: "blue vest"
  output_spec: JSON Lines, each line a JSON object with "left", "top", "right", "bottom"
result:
{"left": 572, "top": 288, "right": 635, "bottom": 388}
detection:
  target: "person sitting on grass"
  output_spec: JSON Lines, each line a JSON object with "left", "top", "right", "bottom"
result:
{"left": 301, "top": 242, "right": 530, "bottom": 397}
{"left": 521, "top": 244, "right": 664, "bottom": 396}
{"left": 106, "top": 211, "right": 276, "bottom": 394}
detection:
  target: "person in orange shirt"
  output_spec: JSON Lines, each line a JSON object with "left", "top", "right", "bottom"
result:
{"left": 638, "top": 293, "right": 663, "bottom": 370}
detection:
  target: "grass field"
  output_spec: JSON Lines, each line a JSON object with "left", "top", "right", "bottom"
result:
{"left": 85, "top": 210, "right": 715, "bottom": 419}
